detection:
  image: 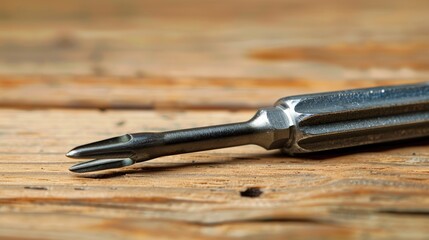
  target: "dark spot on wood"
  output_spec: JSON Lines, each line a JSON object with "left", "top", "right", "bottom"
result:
{"left": 412, "top": 152, "right": 416, "bottom": 155}
{"left": 240, "top": 187, "right": 263, "bottom": 198}
{"left": 116, "top": 120, "right": 126, "bottom": 127}
{"left": 379, "top": 209, "right": 429, "bottom": 216}
{"left": 98, "top": 108, "right": 107, "bottom": 112}
{"left": 24, "top": 186, "right": 47, "bottom": 190}
{"left": 74, "top": 187, "right": 85, "bottom": 190}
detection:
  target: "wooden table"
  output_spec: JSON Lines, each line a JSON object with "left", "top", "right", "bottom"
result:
{"left": 1, "top": 1, "right": 428, "bottom": 239}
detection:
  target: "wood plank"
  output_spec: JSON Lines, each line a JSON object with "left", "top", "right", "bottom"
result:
{"left": 0, "top": 109, "right": 428, "bottom": 239}
{"left": 1, "top": 0, "right": 428, "bottom": 109}
{"left": 0, "top": 0, "right": 429, "bottom": 80}
{"left": 0, "top": 76, "right": 422, "bottom": 110}
{"left": 0, "top": 0, "right": 428, "bottom": 239}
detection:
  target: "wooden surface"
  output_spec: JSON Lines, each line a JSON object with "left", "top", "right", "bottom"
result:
{"left": 0, "top": 1, "right": 429, "bottom": 239}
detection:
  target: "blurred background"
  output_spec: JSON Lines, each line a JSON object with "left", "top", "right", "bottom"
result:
{"left": 0, "top": 0, "right": 428, "bottom": 110}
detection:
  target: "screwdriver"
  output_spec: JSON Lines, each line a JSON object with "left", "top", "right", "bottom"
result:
{"left": 66, "top": 82, "right": 429, "bottom": 173}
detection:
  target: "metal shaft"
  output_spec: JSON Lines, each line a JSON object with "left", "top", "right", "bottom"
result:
{"left": 129, "top": 107, "right": 291, "bottom": 161}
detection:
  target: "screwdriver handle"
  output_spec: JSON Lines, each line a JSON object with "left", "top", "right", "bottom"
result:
{"left": 275, "top": 83, "right": 429, "bottom": 154}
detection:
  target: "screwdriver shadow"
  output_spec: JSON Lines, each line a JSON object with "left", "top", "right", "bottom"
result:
{"left": 73, "top": 137, "right": 429, "bottom": 179}
{"left": 73, "top": 156, "right": 265, "bottom": 179}
{"left": 300, "top": 136, "right": 429, "bottom": 160}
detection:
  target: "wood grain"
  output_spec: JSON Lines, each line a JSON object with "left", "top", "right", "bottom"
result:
{"left": 0, "top": 76, "right": 422, "bottom": 110}
{"left": 1, "top": 0, "right": 429, "bottom": 80}
{"left": 1, "top": 0, "right": 428, "bottom": 110}
{"left": 0, "top": 0, "right": 429, "bottom": 239}
{"left": 0, "top": 109, "right": 428, "bottom": 240}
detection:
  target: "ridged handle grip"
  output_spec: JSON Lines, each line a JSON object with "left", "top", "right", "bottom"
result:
{"left": 276, "top": 83, "right": 429, "bottom": 153}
